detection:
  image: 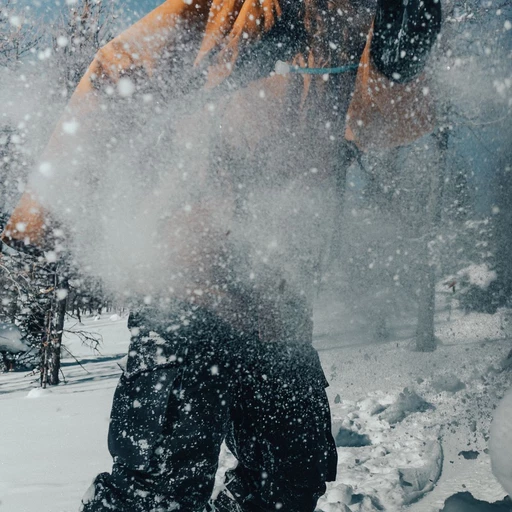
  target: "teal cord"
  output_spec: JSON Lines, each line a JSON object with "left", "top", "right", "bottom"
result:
{"left": 288, "top": 63, "right": 359, "bottom": 74}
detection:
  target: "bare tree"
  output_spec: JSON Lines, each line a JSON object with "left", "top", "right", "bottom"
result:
{"left": 51, "top": 0, "right": 117, "bottom": 96}
{"left": 0, "top": 2, "right": 42, "bottom": 214}
{"left": 0, "top": 1, "right": 41, "bottom": 68}
{"left": 0, "top": 1, "right": 116, "bottom": 383}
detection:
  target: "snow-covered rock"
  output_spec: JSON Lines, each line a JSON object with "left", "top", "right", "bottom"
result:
{"left": 334, "top": 426, "right": 371, "bottom": 447}
{"left": 489, "top": 388, "right": 512, "bottom": 498}
{"left": 379, "top": 388, "right": 434, "bottom": 424}
{"left": 398, "top": 439, "right": 443, "bottom": 505}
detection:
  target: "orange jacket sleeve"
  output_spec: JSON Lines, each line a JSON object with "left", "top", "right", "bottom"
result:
{"left": 1, "top": 0, "right": 211, "bottom": 249}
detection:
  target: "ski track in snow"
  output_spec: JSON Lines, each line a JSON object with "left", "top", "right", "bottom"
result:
{"left": 0, "top": 296, "right": 511, "bottom": 512}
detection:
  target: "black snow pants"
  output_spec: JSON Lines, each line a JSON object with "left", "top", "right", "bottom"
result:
{"left": 80, "top": 304, "right": 337, "bottom": 512}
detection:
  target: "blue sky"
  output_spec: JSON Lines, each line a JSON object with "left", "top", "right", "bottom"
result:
{"left": 10, "top": 0, "right": 162, "bottom": 23}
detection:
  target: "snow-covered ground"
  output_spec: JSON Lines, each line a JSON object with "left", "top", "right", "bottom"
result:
{"left": 315, "top": 293, "right": 512, "bottom": 512}
{"left": 0, "top": 294, "right": 511, "bottom": 512}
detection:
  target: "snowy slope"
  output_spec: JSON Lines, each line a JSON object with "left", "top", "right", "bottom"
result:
{"left": 0, "top": 315, "right": 129, "bottom": 512}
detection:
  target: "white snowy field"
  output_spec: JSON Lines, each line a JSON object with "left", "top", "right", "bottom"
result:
{"left": 0, "top": 294, "right": 511, "bottom": 512}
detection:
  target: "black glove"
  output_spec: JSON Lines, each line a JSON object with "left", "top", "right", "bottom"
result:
{"left": 371, "top": 0, "right": 442, "bottom": 83}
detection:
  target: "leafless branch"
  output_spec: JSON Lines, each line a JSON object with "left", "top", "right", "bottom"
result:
{"left": 0, "top": 4, "right": 42, "bottom": 67}
{"left": 64, "top": 327, "right": 102, "bottom": 353}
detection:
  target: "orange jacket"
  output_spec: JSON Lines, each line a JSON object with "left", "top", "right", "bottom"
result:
{"left": 1, "top": 0, "right": 435, "bottom": 250}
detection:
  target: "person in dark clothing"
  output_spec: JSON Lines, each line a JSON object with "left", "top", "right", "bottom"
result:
{"left": 1, "top": 0, "right": 441, "bottom": 510}
{"left": 85, "top": 304, "right": 335, "bottom": 511}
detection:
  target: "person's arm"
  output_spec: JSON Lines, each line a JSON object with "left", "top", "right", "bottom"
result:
{"left": 73, "top": 0, "right": 211, "bottom": 98}
{"left": 371, "top": 0, "right": 442, "bottom": 83}
{"left": 1, "top": 0, "right": 211, "bottom": 250}
{"left": 0, "top": 192, "right": 48, "bottom": 250}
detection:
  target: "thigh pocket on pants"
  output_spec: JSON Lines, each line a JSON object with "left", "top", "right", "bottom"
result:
{"left": 108, "top": 368, "right": 179, "bottom": 471}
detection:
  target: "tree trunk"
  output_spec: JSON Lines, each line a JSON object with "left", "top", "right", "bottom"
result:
{"left": 47, "top": 280, "right": 67, "bottom": 386}
{"left": 415, "top": 127, "right": 448, "bottom": 352}
{"left": 40, "top": 275, "right": 67, "bottom": 387}
{"left": 40, "top": 310, "right": 51, "bottom": 388}
{"left": 415, "top": 261, "right": 437, "bottom": 351}
{"left": 494, "top": 163, "right": 512, "bottom": 304}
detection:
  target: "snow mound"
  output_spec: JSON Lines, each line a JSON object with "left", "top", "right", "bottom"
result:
{"left": 109, "top": 314, "right": 121, "bottom": 322}
{"left": 0, "top": 322, "right": 28, "bottom": 353}
{"left": 398, "top": 440, "right": 443, "bottom": 505}
{"left": 379, "top": 388, "right": 434, "bottom": 424}
{"left": 319, "top": 393, "right": 443, "bottom": 511}
{"left": 489, "top": 388, "right": 512, "bottom": 498}
{"left": 26, "top": 388, "right": 52, "bottom": 399}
